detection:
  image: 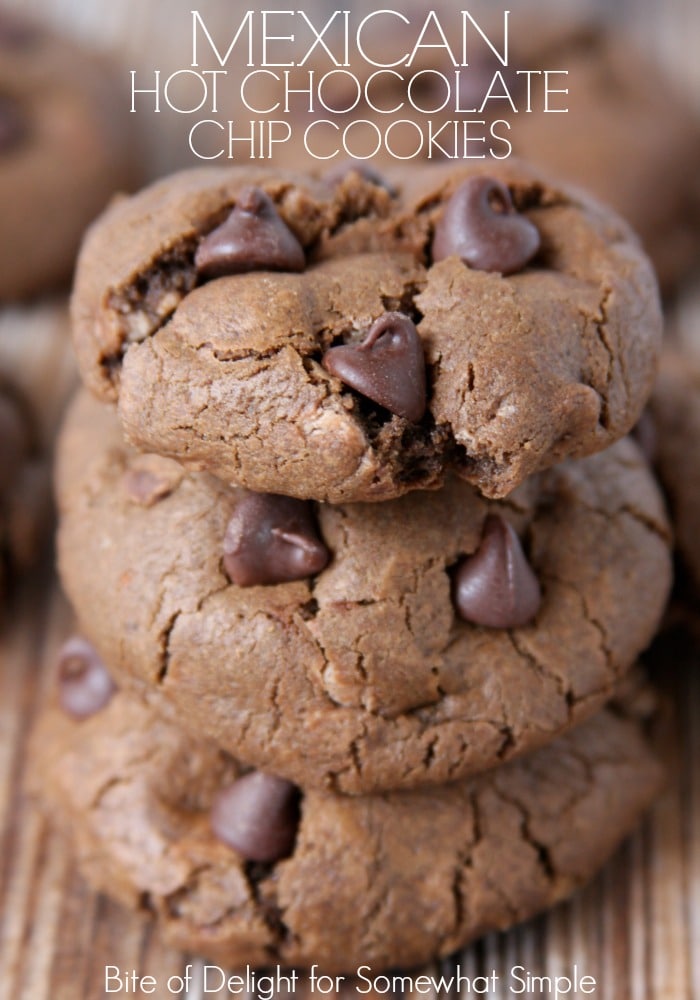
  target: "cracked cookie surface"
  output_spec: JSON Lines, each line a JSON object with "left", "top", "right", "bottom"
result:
{"left": 0, "top": 8, "right": 140, "bottom": 300}
{"left": 31, "top": 689, "right": 662, "bottom": 973}
{"left": 71, "top": 161, "right": 662, "bottom": 502}
{"left": 56, "top": 392, "right": 671, "bottom": 793}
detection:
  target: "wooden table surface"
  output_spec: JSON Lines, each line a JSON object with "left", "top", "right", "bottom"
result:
{"left": 1, "top": 0, "right": 700, "bottom": 996}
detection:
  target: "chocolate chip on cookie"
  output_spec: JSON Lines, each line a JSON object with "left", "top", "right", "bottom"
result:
{"left": 432, "top": 177, "right": 541, "bottom": 274}
{"left": 211, "top": 771, "right": 300, "bottom": 862}
{"left": 322, "top": 312, "right": 426, "bottom": 422}
{"left": 453, "top": 515, "right": 541, "bottom": 628}
{"left": 195, "top": 187, "right": 305, "bottom": 278}
{"left": 57, "top": 636, "right": 116, "bottom": 720}
{"left": 223, "top": 493, "right": 329, "bottom": 587}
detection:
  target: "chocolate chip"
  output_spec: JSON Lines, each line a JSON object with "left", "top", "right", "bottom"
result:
{"left": 57, "top": 637, "right": 116, "bottom": 719}
{"left": 322, "top": 312, "right": 426, "bottom": 422}
{"left": 325, "top": 160, "right": 397, "bottom": 196}
{"left": 453, "top": 515, "right": 541, "bottom": 628}
{"left": 432, "top": 177, "right": 541, "bottom": 275}
{"left": 224, "top": 493, "right": 329, "bottom": 587}
{"left": 195, "top": 187, "right": 305, "bottom": 278}
{"left": 0, "top": 95, "right": 27, "bottom": 154}
{"left": 210, "top": 772, "right": 300, "bottom": 863}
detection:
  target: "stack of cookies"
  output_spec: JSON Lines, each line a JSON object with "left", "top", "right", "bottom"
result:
{"left": 35, "top": 160, "right": 673, "bottom": 971}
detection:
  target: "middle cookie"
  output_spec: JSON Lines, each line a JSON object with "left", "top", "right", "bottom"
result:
{"left": 57, "top": 392, "right": 671, "bottom": 794}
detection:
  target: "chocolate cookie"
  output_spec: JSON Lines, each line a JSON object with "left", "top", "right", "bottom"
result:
{"left": 55, "top": 391, "right": 671, "bottom": 793}
{"left": 32, "top": 687, "right": 662, "bottom": 973}
{"left": 0, "top": 7, "right": 140, "bottom": 300}
{"left": 71, "top": 162, "right": 661, "bottom": 502}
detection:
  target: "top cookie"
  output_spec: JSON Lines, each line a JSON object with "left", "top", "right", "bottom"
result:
{"left": 0, "top": 7, "right": 140, "bottom": 300}
{"left": 71, "top": 161, "right": 662, "bottom": 502}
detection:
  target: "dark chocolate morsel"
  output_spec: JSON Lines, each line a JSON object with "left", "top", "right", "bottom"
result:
{"left": 453, "top": 515, "right": 541, "bottom": 628}
{"left": 0, "top": 95, "right": 27, "bottom": 154}
{"left": 57, "top": 637, "right": 116, "bottom": 719}
{"left": 325, "top": 159, "right": 397, "bottom": 196}
{"left": 210, "top": 771, "right": 300, "bottom": 863}
{"left": 432, "top": 177, "right": 541, "bottom": 275}
{"left": 195, "top": 187, "right": 305, "bottom": 278}
{"left": 322, "top": 312, "right": 426, "bottom": 422}
{"left": 223, "top": 493, "right": 329, "bottom": 587}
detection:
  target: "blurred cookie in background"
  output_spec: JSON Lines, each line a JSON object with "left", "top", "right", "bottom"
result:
{"left": 0, "top": 6, "right": 142, "bottom": 301}
{"left": 0, "top": 300, "right": 77, "bottom": 450}
{"left": 0, "top": 382, "right": 47, "bottom": 611}
{"left": 509, "top": 19, "right": 700, "bottom": 294}
{"left": 0, "top": 301, "right": 76, "bottom": 611}
{"left": 650, "top": 347, "right": 700, "bottom": 594}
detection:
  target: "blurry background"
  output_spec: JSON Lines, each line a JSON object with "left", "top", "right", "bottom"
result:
{"left": 1, "top": 0, "right": 698, "bottom": 176}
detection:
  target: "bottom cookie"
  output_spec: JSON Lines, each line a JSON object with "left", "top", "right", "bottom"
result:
{"left": 32, "top": 680, "right": 662, "bottom": 973}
